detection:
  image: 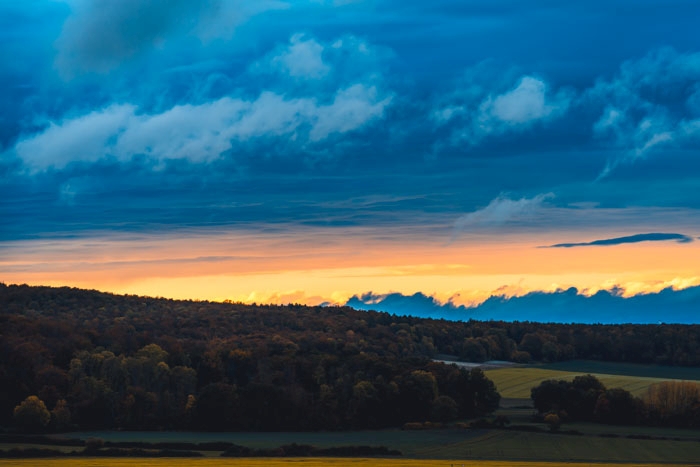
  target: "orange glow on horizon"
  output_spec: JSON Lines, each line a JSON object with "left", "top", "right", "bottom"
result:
{"left": 2, "top": 226, "right": 700, "bottom": 308}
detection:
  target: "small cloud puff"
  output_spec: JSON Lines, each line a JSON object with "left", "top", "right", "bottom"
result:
{"left": 452, "top": 192, "right": 554, "bottom": 237}
{"left": 252, "top": 33, "right": 391, "bottom": 90}
{"left": 434, "top": 73, "right": 572, "bottom": 148}
{"left": 266, "top": 34, "right": 330, "bottom": 79}
{"left": 309, "top": 84, "right": 391, "bottom": 141}
{"left": 480, "top": 76, "right": 566, "bottom": 125}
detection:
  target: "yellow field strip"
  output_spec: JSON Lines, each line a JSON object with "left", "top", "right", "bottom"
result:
{"left": 485, "top": 367, "right": 700, "bottom": 399}
{"left": 0, "top": 460, "right": 697, "bottom": 467}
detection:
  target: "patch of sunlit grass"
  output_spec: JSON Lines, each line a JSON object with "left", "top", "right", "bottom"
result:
{"left": 485, "top": 367, "right": 698, "bottom": 398}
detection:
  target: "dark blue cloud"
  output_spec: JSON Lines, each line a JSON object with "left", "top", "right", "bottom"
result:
{"left": 545, "top": 233, "right": 694, "bottom": 248}
{"left": 347, "top": 286, "right": 700, "bottom": 324}
{"left": 347, "top": 292, "right": 469, "bottom": 321}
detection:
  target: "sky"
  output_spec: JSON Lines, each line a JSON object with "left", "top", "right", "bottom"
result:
{"left": 2, "top": 0, "right": 700, "bottom": 322}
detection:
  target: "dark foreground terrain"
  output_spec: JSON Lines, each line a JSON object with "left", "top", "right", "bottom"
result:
{"left": 4, "top": 424, "right": 700, "bottom": 463}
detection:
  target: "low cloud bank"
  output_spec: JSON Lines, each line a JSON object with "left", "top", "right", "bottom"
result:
{"left": 346, "top": 292, "right": 469, "bottom": 320}
{"left": 346, "top": 286, "right": 700, "bottom": 324}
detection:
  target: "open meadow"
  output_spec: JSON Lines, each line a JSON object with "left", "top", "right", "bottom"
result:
{"left": 484, "top": 360, "right": 700, "bottom": 399}
{"left": 5, "top": 426, "right": 698, "bottom": 464}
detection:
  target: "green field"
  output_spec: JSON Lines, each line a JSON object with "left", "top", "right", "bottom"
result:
{"left": 484, "top": 362, "right": 700, "bottom": 399}
{"left": 536, "top": 360, "right": 700, "bottom": 380}
{"left": 4, "top": 427, "right": 697, "bottom": 464}
{"left": 44, "top": 429, "right": 483, "bottom": 454}
{"left": 0, "top": 459, "right": 698, "bottom": 467}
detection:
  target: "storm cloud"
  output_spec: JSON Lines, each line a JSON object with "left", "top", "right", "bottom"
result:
{"left": 54, "top": 0, "right": 287, "bottom": 76}
{"left": 4, "top": 0, "right": 700, "bottom": 317}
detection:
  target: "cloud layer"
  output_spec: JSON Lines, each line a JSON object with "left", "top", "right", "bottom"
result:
{"left": 347, "top": 286, "right": 700, "bottom": 324}
{"left": 15, "top": 84, "right": 391, "bottom": 170}
{"left": 4, "top": 7, "right": 700, "bottom": 242}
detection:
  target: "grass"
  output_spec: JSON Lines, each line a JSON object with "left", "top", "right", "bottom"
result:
{"left": 443, "top": 430, "right": 700, "bottom": 463}
{"left": 48, "top": 429, "right": 484, "bottom": 454}
{"left": 8, "top": 427, "right": 700, "bottom": 464}
{"left": 1, "top": 460, "right": 699, "bottom": 467}
{"left": 480, "top": 361, "right": 700, "bottom": 461}
{"left": 484, "top": 366, "right": 700, "bottom": 399}
{"left": 537, "top": 360, "right": 700, "bottom": 380}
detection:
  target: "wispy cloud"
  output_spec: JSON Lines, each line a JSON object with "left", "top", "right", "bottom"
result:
{"left": 452, "top": 193, "right": 554, "bottom": 237}
{"left": 544, "top": 232, "right": 694, "bottom": 248}
{"left": 586, "top": 48, "right": 700, "bottom": 178}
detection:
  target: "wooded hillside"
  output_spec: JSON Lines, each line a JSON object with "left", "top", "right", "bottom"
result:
{"left": 2, "top": 283, "right": 700, "bottom": 432}
{"left": 1, "top": 284, "right": 500, "bottom": 432}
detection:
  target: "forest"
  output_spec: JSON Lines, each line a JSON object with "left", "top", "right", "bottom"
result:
{"left": 2, "top": 283, "right": 700, "bottom": 433}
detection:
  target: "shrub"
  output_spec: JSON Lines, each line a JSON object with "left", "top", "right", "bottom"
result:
{"left": 13, "top": 396, "right": 50, "bottom": 433}
{"left": 544, "top": 412, "right": 561, "bottom": 432}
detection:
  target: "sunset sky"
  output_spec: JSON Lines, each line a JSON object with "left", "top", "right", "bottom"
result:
{"left": 3, "top": 1, "right": 700, "bottom": 320}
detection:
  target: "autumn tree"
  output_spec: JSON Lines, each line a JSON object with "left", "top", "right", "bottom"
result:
{"left": 594, "top": 388, "right": 643, "bottom": 425}
{"left": 544, "top": 412, "right": 561, "bottom": 431}
{"left": 13, "top": 395, "right": 50, "bottom": 432}
{"left": 396, "top": 370, "right": 438, "bottom": 422}
{"left": 645, "top": 381, "right": 700, "bottom": 427}
{"left": 430, "top": 395, "right": 459, "bottom": 423}
{"left": 50, "top": 399, "right": 71, "bottom": 431}
{"left": 531, "top": 375, "right": 605, "bottom": 422}
{"left": 348, "top": 380, "right": 380, "bottom": 427}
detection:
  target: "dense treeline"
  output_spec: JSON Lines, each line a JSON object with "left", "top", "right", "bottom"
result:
{"left": 531, "top": 376, "right": 700, "bottom": 428}
{"left": 3, "top": 284, "right": 700, "bottom": 432}
{"left": 1, "top": 284, "right": 499, "bottom": 432}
